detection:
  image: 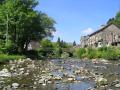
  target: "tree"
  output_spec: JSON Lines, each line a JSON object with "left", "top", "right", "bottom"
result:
{"left": 107, "top": 11, "right": 120, "bottom": 26}
{"left": 0, "top": 0, "right": 56, "bottom": 53}
{"left": 0, "top": 0, "right": 4, "bottom": 4}
{"left": 114, "top": 11, "right": 120, "bottom": 25}
{"left": 107, "top": 18, "right": 115, "bottom": 25}
{"left": 73, "top": 41, "right": 76, "bottom": 46}
{"left": 57, "top": 37, "right": 61, "bottom": 45}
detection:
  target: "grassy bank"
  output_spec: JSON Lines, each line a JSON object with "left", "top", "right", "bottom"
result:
{"left": 0, "top": 54, "right": 25, "bottom": 63}
{"left": 74, "top": 47, "right": 120, "bottom": 60}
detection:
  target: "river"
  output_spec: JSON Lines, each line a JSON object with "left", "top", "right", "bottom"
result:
{"left": 0, "top": 58, "right": 120, "bottom": 90}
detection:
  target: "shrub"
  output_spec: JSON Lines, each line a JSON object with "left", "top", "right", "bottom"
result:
{"left": 74, "top": 47, "right": 120, "bottom": 60}
{"left": 86, "top": 48, "right": 97, "bottom": 59}
{"left": 74, "top": 48, "right": 86, "bottom": 58}
{"left": 61, "top": 52, "right": 69, "bottom": 58}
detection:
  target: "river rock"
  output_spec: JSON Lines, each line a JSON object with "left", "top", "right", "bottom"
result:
{"left": 12, "top": 83, "right": 19, "bottom": 88}
{"left": 54, "top": 76, "right": 62, "bottom": 80}
{"left": 88, "top": 87, "right": 94, "bottom": 90}
{"left": 42, "top": 83, "right": 46, "bottom": 86}
{"left": 115, "top": 83, "right": 120, "bottom": 88}
{"left": 67, "top": 78, "right": 75, "bottom": 82}
{"left": 96, "top": 77, "right": 108, "bottom": 85}
{"left": 74, "top": 70, "right": 81, "bottom": 74}
{"left": 100, "top": 59, "right": 109, "bottom": 63}
{"left": 39, "top": 79, "right": 45, "bottom": 84}
{"left": 0, "top": 68, "right": 11, "bottom": 77}
{"left": 111, "top": 79, "right": 120, "bottom": 86}
{"left": 19, "top": 68, "right": 24, "bottom": 71}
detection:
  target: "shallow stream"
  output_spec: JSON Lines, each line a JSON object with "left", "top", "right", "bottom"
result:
{"left": 0, "top": 59, "right": 120, "bottom": 90}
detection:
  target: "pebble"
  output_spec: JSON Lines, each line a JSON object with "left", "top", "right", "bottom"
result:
{"left": 12, "top": 83, "right": 19, "bottom": 88}
{"left": 0, "top": 68, "right": 11, "bottom": 77}
{"left": 68, "top": 78, "right": 75, "bottom": 82}
{"left": 42, "top": 83, "right": 46, "bottom": 86}
{"left": 115, "top": 83, "right": 120, "bottom": 88}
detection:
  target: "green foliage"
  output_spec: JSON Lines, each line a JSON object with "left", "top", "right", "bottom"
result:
{"left": 0, "top": 54, "right": 25, "bottom": 63}
{"left": 74, "top": 48, "right": 86, "bottom": 58}
{"left": 53, "top": 43, "right": 62, "bottom": 58}
{"left": 61, "top": 52, "right": 69, "bottom": 58}
{"left": 38, "top": 39, "right": 54, "bottom": 59}
{"left": 0, "top": 0, "right": 56, "bottom": 54}
{"left": 73, "top": 41, "right": 76, "bottom": 46}
{"left": 52, "top": 37, "right": 73, "bottom": 58}
{"left": 107, "top": 11, "right": 120, "bottom": 26}
{"left": 98, "top": 47, "right": 120, "bottom": 60}
{"left": 107, "top": 18, "right": 115, "bottom": 25}
{"left": 114, "top": 11, "right": 120, "bottom": 25}
{"left": 74, "top": 47, "right": 120, "bottom": 60}
{"left": 86, "top": 48, "right": 97, "bottom": 59}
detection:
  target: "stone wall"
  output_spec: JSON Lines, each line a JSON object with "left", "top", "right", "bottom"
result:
{"left": 80, "top": 24, "right": 120, "bottom": 47}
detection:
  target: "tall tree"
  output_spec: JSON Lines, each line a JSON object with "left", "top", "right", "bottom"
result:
{"left": 107, "top": 11, "right": 120, "bottom": 26}
{"left": 73, "top": 41, "right": 76, "bottom": 46}
{"left": 57, "top": 37, "right": 61, "bottom": 44}
{"left": 114, "top": 11, "right": 120, "bottom": 25}
{"left": 107, "top": 18, "right": 115, "bottom": 25}
{"left": 0, "top": 0, "right": 56, "bottom": 53}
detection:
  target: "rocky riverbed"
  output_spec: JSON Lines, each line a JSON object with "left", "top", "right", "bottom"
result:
{"left": 0, "top": 58, "right": 120, "bottom": 90}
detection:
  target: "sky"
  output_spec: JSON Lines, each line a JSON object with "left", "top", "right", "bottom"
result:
{"left": 35, "top": 0, "right": 120, "bottom": 44}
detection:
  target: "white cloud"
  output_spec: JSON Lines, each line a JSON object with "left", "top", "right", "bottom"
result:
{"left": 82, "top": 28, "right": 94, "bottom": 35}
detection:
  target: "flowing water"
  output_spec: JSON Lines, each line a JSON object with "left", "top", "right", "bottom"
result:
{"left": 0, "top": 59, "right": 120, "bottom": 90}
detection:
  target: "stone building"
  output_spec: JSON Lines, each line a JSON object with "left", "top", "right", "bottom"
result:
{"left": 27, "top": 41, "right": 40, "bottom": 50}
{"left": 80, "top": 24, "right": 120, "bottom": 47}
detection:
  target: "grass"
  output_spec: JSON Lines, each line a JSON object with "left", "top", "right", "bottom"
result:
{"left": 0, "top": 54, "right": 25, "bottom": 63}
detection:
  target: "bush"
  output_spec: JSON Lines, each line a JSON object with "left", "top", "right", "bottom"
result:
{"left": 74, "top": 47, "right": 120, "bottom": 60}
{"left": 86, "top": 48, "right": 97, "bottom": 59}
{"left": 101, "top": 47, "right": 120, "bottom": 60}
{"left": 61, "top": 52, "right": 69, "bottom": 58}
{"left": 74, "top": 48, "right": 86, "bottom": 58}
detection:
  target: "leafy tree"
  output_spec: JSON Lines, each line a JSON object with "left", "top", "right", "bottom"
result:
{"left": 0, "top": 0, "right": 56, "bottom": 54}
{"left": 107, "top": 18, "right": 115, "bottom": 25}
{"left": 114, "top": 11, "right": 120, "bottom": 25}
{"left": 73, "top": 41, "right": 76, "bottom": 46}
{"left": 57, "top": 37, "right": 61, "bottom": 45}
{"left": 107, "top": 11, "right": 120, "bottom": 26}
{"left": 53, "top": 42, "right": 62, "bottom": 58}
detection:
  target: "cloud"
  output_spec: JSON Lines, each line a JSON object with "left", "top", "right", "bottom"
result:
{"left": 82, "top": 28, "right": 94, "bottom": 35}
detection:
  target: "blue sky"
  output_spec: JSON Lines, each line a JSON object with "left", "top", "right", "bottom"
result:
{"left": 36, "top": 0, "right": 120, "bottom": 44}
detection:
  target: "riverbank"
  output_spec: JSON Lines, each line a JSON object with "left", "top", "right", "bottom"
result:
{"left": 0, "top": 58, "right": 120, "bottom": 90}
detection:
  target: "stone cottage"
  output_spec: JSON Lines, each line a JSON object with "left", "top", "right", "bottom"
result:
{"left": 27, "top": 41, "right": 40, "bottom": 50}
{"left": 80, "top": 24, "right": 120, "bottom": 47}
